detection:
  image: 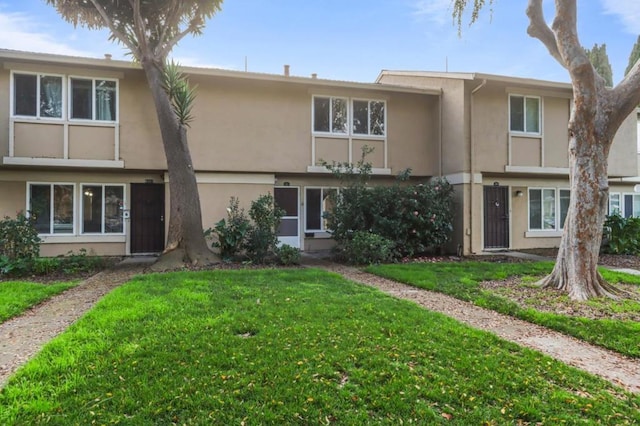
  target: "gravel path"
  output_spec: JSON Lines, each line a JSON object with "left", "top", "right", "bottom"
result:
{"left": 0, "top": 261, "right": 148, "bottom": 388}
{"left": 303, "top": 257, "right": 640, "bottom": 394}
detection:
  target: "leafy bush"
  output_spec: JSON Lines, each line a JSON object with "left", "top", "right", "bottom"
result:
{"left": 0, "top": 213, "right": 41, "bottom": 275}
{"left": 244, "top": 194, "right": 285, "bottom": 264}
{"left": 602, "top": 214, "right": 640, "bottom": 254}
{"left": 337, "top": 231, "right": 395, "bottom": 265}
{"left": 275, "top": 244, "right": 301, "bottom": 266}
{"left": 323, "top": 149, "right": 454, "bottom": 260}
{"left": 205, "top": 197, "right": 250, "bottom": 260}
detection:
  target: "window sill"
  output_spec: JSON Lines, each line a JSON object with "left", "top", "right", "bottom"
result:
{"left": 40, "top": 235, "right": 126, "bottom": 244}
{"left": 525, "top": 231, "right": 562, "bottom": 238}
{"left": 304, "top": 231, "right": 332, "bottom": 238}
{"left": 509, "top": 131, "right": 542, "bottom": 138}
{"left": 3, "top": 157, "right": 124, "bottom": 168}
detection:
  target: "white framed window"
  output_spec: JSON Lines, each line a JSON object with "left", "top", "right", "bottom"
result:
{"left": 312, "top": 96, "right": 386, "bottom": 136}
{"left": 510, "top": 94, "right": 541, "bottom": 134}
{"left": 12, "top": 72, "right": 64, "bottom": 119}
{"left": 352, "top": 99, "right": 386, "bottom": 136}
{"left": 81, "top": 184, "right": 125, "bottom": 234}
{"left": 28, "top": 183, "right": 75, "bottom": 235}
{"left": 528, "top": 188, "right": 569, "bottom": 231}
{"left": 609, "top": 192, "right": 621, "bottom": 215}
{"left": 70, "top": 77, "right": 118, "bottom": 121}
{"left": 313, "top": 96, "right": 348, "bottom": 134}
{"left": 305, "top": 187, "right": 338, "bottom": 232}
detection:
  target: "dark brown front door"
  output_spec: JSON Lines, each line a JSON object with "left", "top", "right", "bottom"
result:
{"left": 130, "top": 183, "right": 165, "bottom": 253}
{"left": 484, "top": 186, "right": 509, "bottom": 249}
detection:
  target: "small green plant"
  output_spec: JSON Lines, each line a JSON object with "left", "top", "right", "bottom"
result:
{"left": 602, "top": 213, "right": 640, "bottom": 254}
{"left": 205, "top": 197, "right": 251, "bottom": 260}
{"left": 244, "top": 194, "right": 285, "bottom": 263}
{"left": 337, "top": 231, "right": 395, "bottom": 265}
{"left": 275, "top": 244, "right": 301, "bottom": 266}
{"left": 0, "top": 213, "right": 41, "bottom": 276}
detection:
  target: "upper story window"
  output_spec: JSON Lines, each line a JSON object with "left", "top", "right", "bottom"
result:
{"left": 510, "top": 95, "right": 541, "bottom": 134}
{"left": 353, "top": 100, "right": 385, "bottom": 136}
{"left": 313, "top": 96, "right": 386, "bottom": 136}
{"left": 71, "top": 78, "right": 117, "bottom": 121}
{"left": 13, "top": 73, "right": 63, "bottom": 119}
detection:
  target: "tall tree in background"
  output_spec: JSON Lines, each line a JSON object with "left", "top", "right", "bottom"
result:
{"left": 46, "top": 0, "right": 222, "bottom": 268}
{"left": 584, "top": 43, "right": 613, "bottom": 86}
{"left": 625, "top": 36, "right": 640, "bottom": 76}
{"left": 454, "top": 0, "right": 640, "bottom": 300}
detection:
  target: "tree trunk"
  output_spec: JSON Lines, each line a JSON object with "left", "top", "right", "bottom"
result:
{"left": 140, "top": 57, "right": 219, "bottom": 267}
{"left": 538, "top": 108, "right": 621, "bottom": 301}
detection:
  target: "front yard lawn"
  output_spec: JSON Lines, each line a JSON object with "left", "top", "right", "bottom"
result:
{"left": 0, "top": 281, "right": 77, "bottom": 323}
{"left": 367, "top": 261, "right": 640, "bottom": 358}
{"left": 1, "top": 268, "right": 638, "bottom": 424}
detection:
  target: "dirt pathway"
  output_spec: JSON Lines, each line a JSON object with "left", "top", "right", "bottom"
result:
{"left": 0, "top": 261, "right": 148, "bottom": 388}
{"left": 304, "top": 258, "right": 640, "bottom": 394}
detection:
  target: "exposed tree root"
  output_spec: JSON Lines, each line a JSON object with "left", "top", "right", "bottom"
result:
{"left": 149, "top": 246, "right": 220, "bottom": 272}
{"left": 537, "top": 269, "right": 627, "bottom": 301}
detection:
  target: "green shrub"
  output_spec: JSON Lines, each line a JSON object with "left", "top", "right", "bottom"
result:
{"left": 244, "top": 194, "right": 285, "bottom": 264}
{"left": 205, "top": 197, "right": 250, "bottom": 260}
{"left": 0, "top": 213, "right": 41, "bottom": 276}
{"left": 323, "top": 149, "right": 454, "bottom": 259}
{"left": 275, "top": 244, "right": 301, "bottom": 266}
{"left": 337, "top": 231, "right": 395, "bottom": 265}
{"left": 602, "top": 214, "right": 640, "bottom": 254}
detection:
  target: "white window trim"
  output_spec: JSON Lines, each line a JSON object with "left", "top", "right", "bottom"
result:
{"left": 312, "top": 95, "right": 349, "bottom": 135}
{"left": 609, "top": 192, "right": 622, "bottom": 216}
{"left": 351, "top": 97, "right": 387, "bottom": 138}
{"left": 10, "top": 71, "right": 66, "bottom": 121}
{"left": 69, "top": 75, "right": 119, "bottom": 123}
{"left": 509, "top": 94, "right": 542, "bottom": 136}
{"left": 26, "top": 182, "right": 77, "bottom": 236}
{"left": 527, "top": 187, "right": 570, "bottom": 233}
{"left": 304, "top": 187, "right": 339, "bottom": 233}
{"left": 80, "top": 183, "right": 126, "bottom": 235}
{"left": 312, "top": 95, "right": 387, "bottom": 137}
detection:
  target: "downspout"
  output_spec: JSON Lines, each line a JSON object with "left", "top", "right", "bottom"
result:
{"left": 469, "top": 79, "right": 487, "bottom": 255}
{"left": 439, "top": 89, "right": 444, "bottom": 177}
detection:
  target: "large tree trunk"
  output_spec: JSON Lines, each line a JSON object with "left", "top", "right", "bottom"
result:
{"left": 538, "top": 105, "right": 621, "bottom": 301}
{"left": 140, "top": 56, "right": 219, "bottom": 267}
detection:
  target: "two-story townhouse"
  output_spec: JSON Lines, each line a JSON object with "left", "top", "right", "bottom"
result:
{"left": 378, "top": 71, "right": 640, "bottom": 255}
{"left": 0, "top": 49, "right": 441, "bottom": 256}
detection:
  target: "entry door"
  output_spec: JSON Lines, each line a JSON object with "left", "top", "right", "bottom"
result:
{"left": 274, "top": 187, "right": 300, "bottom": 248}
{"left": 483, "top": 186, "right": 509, "bottom": 249}
{"left": 130, "top": 183, "right": 165, "bottom": 253}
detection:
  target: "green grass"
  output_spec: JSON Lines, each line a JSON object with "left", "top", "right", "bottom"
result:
{"left": 1, "top": 268, "right": 639, "bottom": 424}
{"left": 0, "top": 281, "right": 77, "bottom": 323}
{"left": 367, "top": 261, "right": 640, "bottom": 358}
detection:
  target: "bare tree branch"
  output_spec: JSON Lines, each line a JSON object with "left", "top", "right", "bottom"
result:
{"left": 608, "top": 64, "right": 640, "bottom": 133}
{"left": 525, "top": 0, "right": 563, "bottom": 66}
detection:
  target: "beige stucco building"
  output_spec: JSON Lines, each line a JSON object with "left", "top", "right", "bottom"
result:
{"left": 1, "top": 49, "right": 638, "bottom": 256}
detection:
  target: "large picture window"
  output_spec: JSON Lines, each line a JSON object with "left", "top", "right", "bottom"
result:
{"left": 82, "top": 184, "right": 124, "bottom": 234}
{"left": 71, "top": 78, "right": 117, "bottom": 121}
{"left": 305, "top": 187, "right": 337, "bottom": 232}
{"left": 529, "top": 188, "right": 569, "bottom": 231}
{"left": 28, "top": 184, "right": 75, "bottom": 234}
{"left": 13, "top": 73, "right": 63, "bottom": 119}
{"left": 313, "top": 96, "right": 386, "bottom": 136}
{"left": 510, "top": 95, "right": 540, "bottom": 134}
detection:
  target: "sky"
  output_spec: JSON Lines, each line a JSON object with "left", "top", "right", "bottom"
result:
{"left": 0, "top": 1, "right": 639, "bottom": 85}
